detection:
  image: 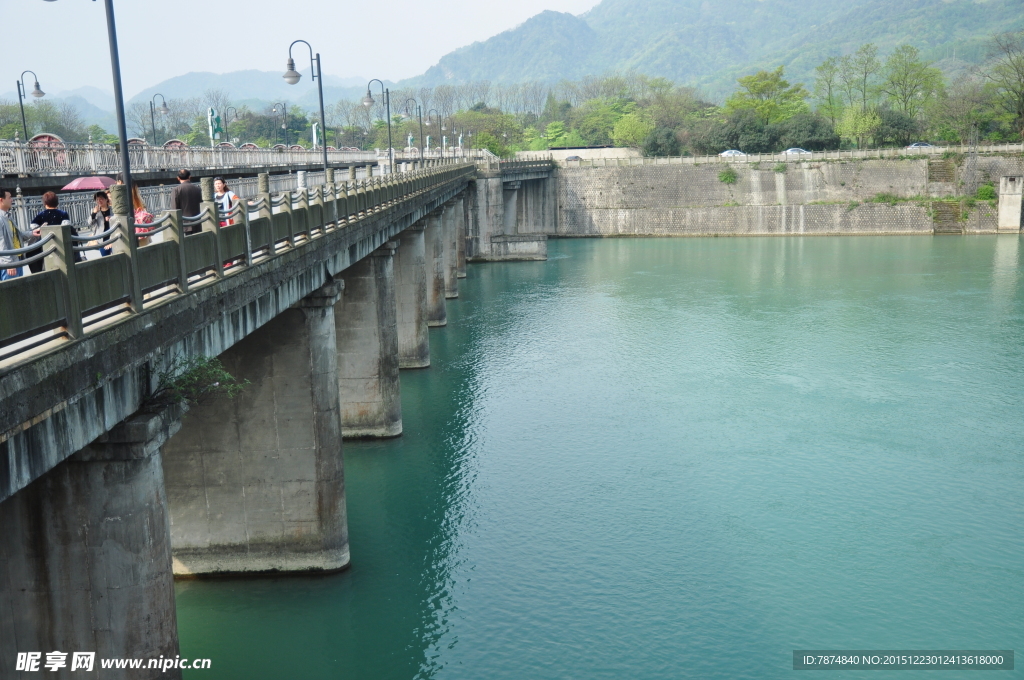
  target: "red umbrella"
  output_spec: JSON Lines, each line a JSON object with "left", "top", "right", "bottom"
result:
{"left": 61, "top": 176, "right": 116, "bottom": 191}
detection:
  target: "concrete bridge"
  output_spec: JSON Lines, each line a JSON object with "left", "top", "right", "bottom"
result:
{"left": 0, "top": 157, "right": 554, "bottom": 679}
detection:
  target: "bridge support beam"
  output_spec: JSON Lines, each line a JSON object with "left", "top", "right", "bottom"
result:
{"left": 161, "top": 282, "right": 349, "bottom": 575}
{"left": 0, "top": 409, "right": 182, "bottom": 679}
{"left": 394, "top": 224, "right": 430, "bottom": 368}
{"left": 443, "top": 200, "right": 459, "bottom": 298}
{"left": 424, "top": 212, "right": 448, "bottom": 326}
{"left": 336, "top": 243, "right": 402, "bottom": 438}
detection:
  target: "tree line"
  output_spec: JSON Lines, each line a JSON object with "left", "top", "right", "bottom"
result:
{"left": 3, "top": 31, "right": 1022, "bottom": 156}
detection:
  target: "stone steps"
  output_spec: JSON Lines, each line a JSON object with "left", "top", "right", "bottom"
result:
{"left": 933, "top": 200, "right": 963, "bottom": 233}
{"left": 929, "top": 159, "right": 955, "bottom": 183}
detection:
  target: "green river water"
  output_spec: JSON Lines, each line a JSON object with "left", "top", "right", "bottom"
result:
{"left": 176, "top": 236, "right": 1024, "bottom": 679}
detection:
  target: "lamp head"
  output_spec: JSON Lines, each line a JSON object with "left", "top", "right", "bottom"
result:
{"left": 31, "top": 82, "right": 45, "bottom": 98}
{"left": 283, "top": 58, "right": 302, "bottom": 85}
{"left": 361, "top": 91, "right": 375, "bottom": 108}
{"left": 158, "top": 104, "right": 170, "bottom": 115}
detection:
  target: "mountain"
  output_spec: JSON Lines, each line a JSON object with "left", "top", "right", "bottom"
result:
{"left": 128, "top": 70, "right": 375, "bottom": 110}
{"left": 403, "top": 0, "right": 1024, "bottom": 98}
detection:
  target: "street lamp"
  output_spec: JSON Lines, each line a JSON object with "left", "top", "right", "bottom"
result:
{"left": 16, "top": 70, "right": 45, "bottom": 141}
{"left": 402, "top": 98, "right": 423, "bottom": 159}
{"left": 43, "top": 0, "right": 136, "bottom": 244}
{"left": 149, "top": 93, "right": 169, "bottom": 145}
{"left": 426, "top": 109, "right": 440, "bottom": 159}
{"left": 283, "top": 40, "right": 329, "bottom": 175}
{"left": 271, "top": 102, "right": 287, "bottom": 146}
{"left": 363, "top": 79, "right": 392, "bottom": 172}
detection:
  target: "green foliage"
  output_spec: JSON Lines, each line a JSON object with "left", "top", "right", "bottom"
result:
{"left": 474, "top": 131, "right": 510, "bottom": 157}
{"left": 773, "top": 163, "right": 788, "bottom": 173}
{"left": 879, "top": 45, "right": 943, "bottom": 118}
{"left": 612, "top": 112, "right": 655, "bottom": 148}
{"left": 835, "top": 107, "right": 882, "bottom": 147}
{"left": 868, "top": 192, "right": 900, "bottom": 205}
{"left": 86, "top": 124, "right": 119, "bottom": 145}
{"left": 718, "top": 167, "right": 739, "bottom": 184}
{"left": 147, "top": 356, "right": 249, "bottom": 409}
{"left": 976, "top": 183, "right": 996, "bottom": 200}
{"left": 643, "top": 127, "right": 682, "bottom": 156}
{"left": 724, "top": 66, "right": 810, "bottom": 124}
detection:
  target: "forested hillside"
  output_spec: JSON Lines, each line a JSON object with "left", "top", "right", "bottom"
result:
{"left": 408, "top": 0, "right": 1024, "bottom": 98}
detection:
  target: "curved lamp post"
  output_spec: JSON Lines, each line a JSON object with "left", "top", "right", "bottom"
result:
{"left": 402, "top": 98, "right": 423, "bottom": 159}
{"left": 426, "top": 109, "right": 440, "bottom": 159}
{"left": 149, "top": 93, "right": 169, "bottom": 145}
{"left": 283, "top": 40, "right": 329, "bottom": 175}
{"left": 363, "top": 80, "right": 392, "bottom": 172}
{"left": 271, "top": 102, "right": 287, "bottom": 146}
{"left": 16, "top": 70, "right": 45, "bottom": 141}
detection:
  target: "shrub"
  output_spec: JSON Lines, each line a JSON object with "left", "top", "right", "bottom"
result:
{"left": 773, "top": 163, "right": 787, "bottom": 173}
{"left": 718, "top": 167, "right": 738, "bottom": 184}
{"left": 976, "top": 183, "right": 996, "bottom": 200}
{"left": 147, "top": 355, "right": 249, "bottom": 409}
{"left": 869, "top": 192, "right": 900, "bottom": 205}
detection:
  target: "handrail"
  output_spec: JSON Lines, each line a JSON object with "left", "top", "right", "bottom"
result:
{"left": 72, "top": 231, "right": 121, "bottom": 252}
{"left": 0, "top": 232, "right": 55, "bottom": 256}
{"left": 1, "top": 162, "right": 478, "bottom": 361}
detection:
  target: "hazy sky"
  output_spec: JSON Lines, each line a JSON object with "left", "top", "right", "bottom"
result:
{"left": 8, "top": 0, "right": 600, "bottom": 98}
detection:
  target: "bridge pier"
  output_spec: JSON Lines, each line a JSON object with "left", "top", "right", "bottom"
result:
{"left": 394, "top": 224, "right": 430, "bottom": 368}
{"left": 161, "top": 282, "right": 349, "bottom": 575}
{"left": 457, "top": 194, "right": 468, "bottom": 279}
{"left": 335, "top": 243, "right": 403, "bottom": 438}
{"left": 424, "top": 212, "right": 448, "bottom": 327}
{"left": 0, "top": 410, "right": 182, "bottom": 680}
{"left": 443, "top": 200, "right": 459, "bottom": 298}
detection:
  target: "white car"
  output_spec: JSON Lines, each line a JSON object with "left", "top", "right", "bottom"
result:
{"left": 719, "top": 149, "right": 746, "bottom": 157}
{"left": 783, "top": 147, "right": 810, "bottom": 155}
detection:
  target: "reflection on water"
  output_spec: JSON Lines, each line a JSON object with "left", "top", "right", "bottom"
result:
{"left": 177, "top": 236, "right": 1024, "bottom": 680}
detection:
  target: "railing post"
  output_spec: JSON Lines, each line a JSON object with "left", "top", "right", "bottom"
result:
{"left": 326, "top": 168, "right": 338, "bottom": 228}
{"left": 109, "top": 184, "right": 144, "bottom": 312}
{"left": 238, "top": 198, "right": 254, "bottom": 268}
{"left": 41, "top": 223, "right": 83, "bottom": 339}
{"left": 258, "top": 172, "right": 272, "bottom": 222}
{"left": 166, "top": 209, "right": 189, "bottom": 293}
{"left": 200, "top": 177, "right": 224, "bottom": 278}
{"left": 281, "top": 189, "right": 295, "bottom": 247}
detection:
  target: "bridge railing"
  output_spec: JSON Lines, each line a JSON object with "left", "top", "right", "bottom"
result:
{"left": 518, "top": 141, "right": 1024, "bottom": 168}
{"left": 499, "top": 160, "right": 555, "bottom": 175}
{"left": 0, "top": 139, "right": 501, "bottom": 177}
{"left": 0, "top": 160, "right": 476, "bottom": 365}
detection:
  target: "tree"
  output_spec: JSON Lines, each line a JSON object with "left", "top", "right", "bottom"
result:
{"left": 879, "top": 45, "right": 943, "bottom": 119}
{"left": 835, "top": 107, "right": 881, "bottom": 147}
{"left": 772, "top": 113, "right": 840, "bottom": 150}
{"left": 984, "top": 31, "right": 1024, "bottom": 137}
{"left": 928, "top": 75, "right": 992, "bottom": 143}
{"left": 612, "top": 112, "right": 654, "bottom": 148}
{"left": 724, "top": 66, "right": 809, "bottom": 124}
{"left": 642, "top": 127, "right": 681, "bottom": 156}
{"left": 873, "top": 107, "right": 919, "bottom": 147}
{"left": 839, "top": 44, "right": 881, "bottom": 112}
{"left": 813, "top": 56, "right": 842, "bottom": 128}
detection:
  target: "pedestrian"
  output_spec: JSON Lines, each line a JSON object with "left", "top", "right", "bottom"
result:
{"left": 88, "top": 190, "right": 113, "bottom": 258}
{"left": 213, "top": 177, "right": 238, "bottom": 226}
{"left": 30, "top": 191, "right": 71, "bottom": 271}
{"left": 131, "top": 184, "right": 155, "bottom": 245}
{"left": 0, "top": 187, "right": 37, "bottom": 280}
{"left": 171, "top": 169, "right": 202, "bottom": 234}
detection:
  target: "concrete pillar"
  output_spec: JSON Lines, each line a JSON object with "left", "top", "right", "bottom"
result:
{"left": 393, "top": 225, "right": 429, "bottom": 368}
{"left": 503, "top": 182, "right": 519, "bottom": 233}
{"left": 456, "top": 194, "right": 467, "bottom": 278}
{"left": 424, "top": 212, "right": 447, "bottom": 326}
{"left": 161, "top": 282, "right": 349, "bottom": 575}
{"left": 443, "top": 201, "right": 459, "bottom": 298}
{"left": 336, "top": 243, "right": 402, "bottom": 438}
{"left": 470, "top": 176, "right": 504, "bottom": 261}
{"left": 998, "top": 176, "right": 1023, "bottom": 232}
{"left": 0, "top": 410, "right": 182, "bottom": 680}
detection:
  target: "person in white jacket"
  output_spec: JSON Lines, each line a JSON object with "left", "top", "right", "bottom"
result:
{"left": 0, "top": 187, "right": 38, "bottom": 280}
